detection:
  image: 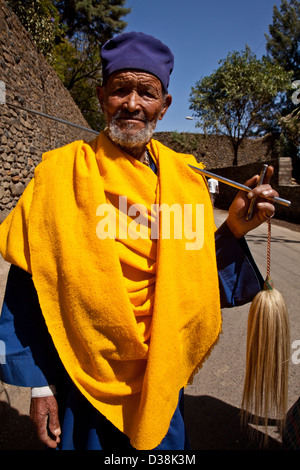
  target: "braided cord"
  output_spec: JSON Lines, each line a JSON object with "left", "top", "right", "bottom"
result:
{"left": 266, "top": 218, "right": 271, "bottom": 278}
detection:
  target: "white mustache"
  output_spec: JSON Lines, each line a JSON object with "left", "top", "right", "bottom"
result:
{"left": 113, "top": 109, "right": 147, "bottom": 122}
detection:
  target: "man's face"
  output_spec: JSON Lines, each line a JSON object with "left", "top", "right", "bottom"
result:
{"left": 97, "top": 70, "right": 172, "bottom": 152}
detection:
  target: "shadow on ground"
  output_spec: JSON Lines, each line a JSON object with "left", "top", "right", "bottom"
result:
{"left": 0, "top": 401, "right": 44, "bottom": 450}
{"left": 184, "top": 395, "right": 283, "bottom": 450}
{"left": 0, "top": 390, "right": 283, "bottom": 450}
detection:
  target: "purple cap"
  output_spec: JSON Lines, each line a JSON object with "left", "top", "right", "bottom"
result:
{"left": 101, "top": 32, "right": 174, "bottom": 91}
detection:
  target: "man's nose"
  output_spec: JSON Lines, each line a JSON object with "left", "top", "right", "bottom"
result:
{"left": 123, "top": 90, "right": 141, "bottom": 112}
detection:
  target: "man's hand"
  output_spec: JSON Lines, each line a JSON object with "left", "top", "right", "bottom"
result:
{"left": 30, "top": 395, "right": 61, "bottom": 449}
{"left": 226, "top": 166, "right": 279, "bottom": 239}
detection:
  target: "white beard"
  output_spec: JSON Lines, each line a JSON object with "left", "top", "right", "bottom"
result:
{"left": 107, "top": 113, "right": 157, "bottom": 149}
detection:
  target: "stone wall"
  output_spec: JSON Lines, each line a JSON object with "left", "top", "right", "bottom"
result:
{"left": 154, "top": 132, "right": 276, "bottom": 169}
{"left": 0, "top": 0, "right": 298, "bottom": 225}
{"left": 0, "top": 0, "right": 97, "bottom": 221}
{"left": 211, "top": 159, "right": 300, "bottom": 224}
{"left": 155, "top": 128, "right": 299, "bottom": 224}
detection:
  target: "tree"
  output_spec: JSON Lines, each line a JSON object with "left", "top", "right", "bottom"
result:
{"left": 52, "top": 35, "right": 106, "bottom": 130}
{"left": 51, "top": 0, "right": 131, "bottom": 131}
{"left": 279, "top": 104, "right": 300, "bottom": 181}
{"left": 189, "top": 48, "right": 293, "bottom": 165}
{"left": 265, "top": 0, "right": 300, "bottom": 80}
{"left": 9, "top": 0, "right": 131, "bottom": 131}
{"left": 50, "top": 34, "right": 106, "bottom": 130}
{"left": 54, "top": 0, "right": 130, "bottom": 45}
{"left": 264, "top": 0, "right": 299, "bottom": 179}
{"left": 7, "top": 0, "right": 64, "bottom": 57}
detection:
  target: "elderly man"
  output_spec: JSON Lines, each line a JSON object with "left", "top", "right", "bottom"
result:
{"left": 0, "top": 32, "right": 278, "bottom": 451}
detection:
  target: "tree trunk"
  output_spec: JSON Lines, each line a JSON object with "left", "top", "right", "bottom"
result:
{"left": 232, "top": 144, "right": 239, "bottom": 166}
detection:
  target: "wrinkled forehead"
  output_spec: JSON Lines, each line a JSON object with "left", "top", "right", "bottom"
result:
{"left": 105, "top": 69, "right": 164, "bottom": 91}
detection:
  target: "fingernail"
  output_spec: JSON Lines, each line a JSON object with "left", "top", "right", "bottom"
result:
{"left": 262, "top": 190, "right": 271, "bottom": 196}
{"left": 54, "top": 428, "right": 61, "bottom": 436}
{"left": 247, "top": 191, "right": 253, "bottom": 198}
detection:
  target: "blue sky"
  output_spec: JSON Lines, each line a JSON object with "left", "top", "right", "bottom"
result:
{"left": 124, "top": 0, "right": 282, "bottom": 132}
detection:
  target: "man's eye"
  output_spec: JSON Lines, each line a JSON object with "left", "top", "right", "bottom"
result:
{"left": 114, "top": 87, "right": 126, "bottom": 94}
{"left": 141, "top": 90, "right": 156, "bottom": 98}
{"left": 110, "top": 85, "right": 128, "bottom": 95}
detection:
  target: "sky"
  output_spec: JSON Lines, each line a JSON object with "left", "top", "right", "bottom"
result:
{"left": 123, "top": 0, "right": 282, "bottom": 132}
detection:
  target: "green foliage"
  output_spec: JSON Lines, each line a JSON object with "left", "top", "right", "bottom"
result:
{"left": 54, "top": 0, "right": 130, "bottom": 44}
{"left": 8, "top": 0, "right": 65, "bottom": 57}
{"left": 9, "top": 0, "right": 131, "bottom": 131}
{"left": 280, "top": 105, "right": 300, "bottom": 146}
{"left": 276, "top": 105, "right": 300, "bottom": 181}
{"left": 50, "top": 35, "right": 105, "bottom": 131}
{"left": 51, "top": 0, "right": 131, "bottom": 131}
{"left": 264, "top": 1, "right": 299, "bottom": 176}
{"left": 265, "top": 0, "right": 300, "bottom": 79}
{"left": 189, "top": 48, "right": 293, "bottom": 165}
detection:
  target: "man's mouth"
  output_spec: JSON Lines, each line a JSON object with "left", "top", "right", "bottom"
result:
{"left": 114, "top": 110, "right": 147, "bottom": 124}
{"left": 117, "top": 116, "right": 146, "bottom": 123}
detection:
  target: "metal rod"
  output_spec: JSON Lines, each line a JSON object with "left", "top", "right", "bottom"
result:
{"left": 2, "top": 98, "right": 293, "bottom": 209}
{"left": 188, "top": 165, "right": 292, "bottom": 208}
{"left": 246, "top": 164, "right": 268, "bottom": 220}
{"left": 6, "top": 102, "right": 99, "bottom": 135}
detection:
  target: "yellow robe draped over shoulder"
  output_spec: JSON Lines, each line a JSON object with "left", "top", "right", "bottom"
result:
{"left": 0, "top": 132, "right": 221, "bottom": 450}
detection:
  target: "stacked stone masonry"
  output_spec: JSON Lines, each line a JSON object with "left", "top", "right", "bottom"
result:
{"left": 0, "top": 0, "right": 94, "bottom": 221}
{"left": 0, "top": 0, "right": 299, "bottom": 223}
{"left": 154, "top": 132, "right": 276, "bottom": 169}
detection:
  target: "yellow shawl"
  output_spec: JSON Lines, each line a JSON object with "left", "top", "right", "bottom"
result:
{"left": 0, "top": 132, "right": 221, "bottom": 449}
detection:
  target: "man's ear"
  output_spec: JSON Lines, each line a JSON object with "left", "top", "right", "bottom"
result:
{"left": 96, "top": 86, "right": 105, "bottom": 111}
{"left": 159, "top": 94, "right": 172, "bottom": 121}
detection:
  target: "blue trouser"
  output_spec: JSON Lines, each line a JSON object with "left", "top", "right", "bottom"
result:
{"left": 59, "top": 385, "right": 189, "bottom": 451}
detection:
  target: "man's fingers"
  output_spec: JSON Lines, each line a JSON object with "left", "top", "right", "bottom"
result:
{"left": 244, "top": 166, "right": 275, "bottom": 195}
{"left": 257, "top": 202, "right": 276, "bottom": 221}
{"left": 244, "top": 174, "right": 260, "bottom": 190}
{"left": 247, "top": 185, "right": 279, "bottom": 200}
{"left": 263, "top": 165, "right": 274, "bottom": 184}
{"left": 30, "top": 396, "right": 61, "bottom": 448}
{"left": 37, "top": 418, "right": 59, "bottom": 449}
{"left": 48, "top": 404, "right": 61, "bottom": 442}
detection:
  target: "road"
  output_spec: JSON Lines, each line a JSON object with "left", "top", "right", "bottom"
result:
{"left": 185, "top": 209, "right": 300, "bottom": 450}
{"left": 0, "top": 208, "right": 299, "bottom": 450}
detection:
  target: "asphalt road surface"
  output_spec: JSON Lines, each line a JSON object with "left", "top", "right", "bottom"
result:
{"left": 0, "top": 208, "right": 299, "bottom": 450}
{"left": 185, "top": 209, "right": 300, "bottom": 450}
